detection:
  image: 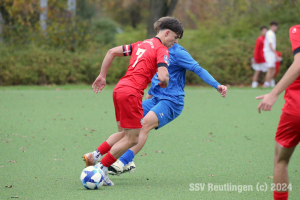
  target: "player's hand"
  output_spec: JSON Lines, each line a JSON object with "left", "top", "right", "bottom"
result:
{"left": 158, "top": 82, "right": 168, "bottom": 88}
{"left": 217, "top": 85, "right": 227, "bottom": 98}
{"left": 92, "top": 75, "right": 106, "bottom": 93}
{"left": 256, "top": 93, "right": 278, "bottom": 113}
{"left": 145, "top": 94, "right": 153, "bottom": 100}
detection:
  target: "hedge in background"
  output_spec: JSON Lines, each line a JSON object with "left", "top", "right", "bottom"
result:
{"left": 0, "top": 2, "right": 299, "bottom": 86}
{"left": 0, "top": 46, "right": 130, "bottom": 85}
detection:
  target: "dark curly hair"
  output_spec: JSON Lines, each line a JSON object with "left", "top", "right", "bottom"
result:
{"left": 154, "top": 17, "right": 184, "bottom": 39}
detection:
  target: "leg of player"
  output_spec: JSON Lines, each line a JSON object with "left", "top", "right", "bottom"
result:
{"left": 110, "top": 100, "right": 183, "bottom": 175}
{"left": 83, "top": 130, "right": 125, "bottom": 167}
{"left": 264, "top": 67, "right": 276, "bottom": 87}
{"left": 270, "top": 69, "right": 277, "bottom": 87}
{"left": 273, "top": 142, "right": 295, "bottom": 200}
{"left": 109, "top": 129, "right": 140, "bottom": 158}
{"left": 95, "top": 128, "right": 140, "bottom": 186}
{"left": 252, "top": 70, "right": 261, "bottom": 88}
{"left": 270, "top": 78, "right": 276, "bottom": 87}
{"left": 83, "top": 120, "right": 125, "bottom": 167}
{"left": 131, "top": 111, "right": 159, "bottom": 154}
{"left": 109, "top": 111, "right": 159, "bottom": 175}
{"left": 116, "top": 121, "right": 123, "bottom": 132}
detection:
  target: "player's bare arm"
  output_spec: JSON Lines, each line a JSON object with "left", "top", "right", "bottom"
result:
{"left": 217, "top": 85, "right": 228, "bottom": 98}
{"left": 93, "top": 46, "right": 123, "bottom": 93}
{"left": 256, "top": 53, "right": 300, "bottom": 113}
{"left": 157, "top": 66, "right": 169, "bottom": 88}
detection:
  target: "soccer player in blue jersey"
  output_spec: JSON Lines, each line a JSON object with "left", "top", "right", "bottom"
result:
{"left": 106, "top": 19, "right": 228, "bottom": 175}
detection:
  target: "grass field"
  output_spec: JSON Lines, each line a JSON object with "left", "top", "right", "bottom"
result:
{"left": 1, "top": 85, "right": 299, "bottom": 200}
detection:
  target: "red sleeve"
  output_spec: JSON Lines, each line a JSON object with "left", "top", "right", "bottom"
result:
{"left": 253, "top": 38, "right": 261, "bottom": 61}
{"left": 156, "top": 47, "right": 169, "bottom": 68}
{"left": 289, "top": 25, "right": 300, "bottom": 55}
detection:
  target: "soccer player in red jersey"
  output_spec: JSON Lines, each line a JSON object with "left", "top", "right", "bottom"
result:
{"left": 83, "top": 17, "right": 184, "bottom": 186}
{"left": 251, "top": 26, "right": 268, "bottom": 88}
{"left": 256, "top": 25, "right": 300, "bottom": 200}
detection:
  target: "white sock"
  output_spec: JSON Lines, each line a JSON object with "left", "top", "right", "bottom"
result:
{"left": 270, "top": 79, "right": 275, "bottom": 87}
{"left": 264, "top": 81, "right": 270, "bottom": 87}
{"left": 252, "top": 81, "right": 258, "bottom": 88}
{"left": 95, "top": 162, "right": 108, "bottom": 173}
{"left": 92, "top": 149, "right": 101, "bottom": 161}
{"left": 120, "top": 161, "right": 125, "bottom": 168}
{"left": 127, "top": 161, "right": 133, "bottom": 166}
{"left": 95, "top": 162, "right": 101, "bottom": 168}
{"left": 101, "top": 166, "right": 108, "bottom": 173}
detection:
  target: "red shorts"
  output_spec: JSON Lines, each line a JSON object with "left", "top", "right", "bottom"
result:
{"left": 113, "top": 92, "right": 143, "bottom": 129}
{"left": 275, "top": 112, "right": 300, "bottom": 148}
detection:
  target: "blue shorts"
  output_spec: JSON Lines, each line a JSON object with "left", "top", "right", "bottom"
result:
{"left": 142, "top": 97, "right": 184, "bottom": 129}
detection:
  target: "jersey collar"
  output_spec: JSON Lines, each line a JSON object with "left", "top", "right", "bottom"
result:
{"left": 154, "top": 37, "right": 162, "bottom": 44}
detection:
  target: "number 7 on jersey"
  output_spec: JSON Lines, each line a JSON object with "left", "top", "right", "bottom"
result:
{"left": 132, "top": 48, "right": 146, "bottom": 68}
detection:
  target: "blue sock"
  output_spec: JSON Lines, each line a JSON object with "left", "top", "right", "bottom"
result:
{"left": 119, "top": 149, "right": 135, "bottom": 166}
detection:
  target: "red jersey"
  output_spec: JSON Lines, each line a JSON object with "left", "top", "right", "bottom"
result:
{"left": 282, "top": 25, "right": 300, "bottom": 116}
{"left": 253, "top": 35, "right": 266, "bottom": 63}
{"left": 114, "top": 37, "right": 169, "bottom": 97}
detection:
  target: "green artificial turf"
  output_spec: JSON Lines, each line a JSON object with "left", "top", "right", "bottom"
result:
{"left": 0, "top": 86, "right": 299, "bottom": 200}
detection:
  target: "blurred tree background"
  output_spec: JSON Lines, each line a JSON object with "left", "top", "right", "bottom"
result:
{"left": 0, "top": 0, "right": 299, "bottom": 86}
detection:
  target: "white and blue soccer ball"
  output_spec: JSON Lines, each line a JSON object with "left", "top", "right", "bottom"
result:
{"left": 80, "top": 166, "right": 104, "bottom": 189}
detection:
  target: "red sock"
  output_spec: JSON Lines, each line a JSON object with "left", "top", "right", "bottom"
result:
{"left": 274, "top": 191, "right": 288, "bottom": 200}
{"left": 97, "top": 141, "right": 111, "bottom": 156}
{"left": 100, "top": 152, "right": 117, "bottom": 167}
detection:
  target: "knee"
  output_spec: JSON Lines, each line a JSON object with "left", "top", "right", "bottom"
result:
{"left": 132, "top": 136, "right": 139, "bottom": 146}
{"left": 128, "top": 134, "right": 139, "bottom": 146}
{"left": 274, "top": 155, "right": 289, "bottom": 166}
{"left": 142, "top": 117, "right": 156, "bottom": 132}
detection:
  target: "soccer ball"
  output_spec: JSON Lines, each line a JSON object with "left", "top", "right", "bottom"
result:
{"left": 80, "top": 166, "right": 104, "bottom": 189}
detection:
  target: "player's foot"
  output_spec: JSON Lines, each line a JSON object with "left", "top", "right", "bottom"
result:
{"left": 108, "top": 160, "right": 124, "bottom": 176}
{"left": 270, "top": 79, "right": 276, "bottom": 87}
{"left": 123, "top": 161, "right": 136, "bottom": 174}
{"left": 83, "top": 152, "right": 97, "bottom": 167}
{"left": 263, "top": 81, "right": 270, "bottom": 88}
{"left": 102, "top": 169, "right": 114, "bottom": 186}
{"left": 108, "top": 160, "right": 136, "bottom": 175}
{"left": 96, "top": 163, "right": 114, "bottom": 186}
{"left": 251, "top": 81, "right": 258, "bottom": 88}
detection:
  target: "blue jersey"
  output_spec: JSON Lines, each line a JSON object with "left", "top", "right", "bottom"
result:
{"left": 148, "top": 43, "right": 220, "bottom": 105}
